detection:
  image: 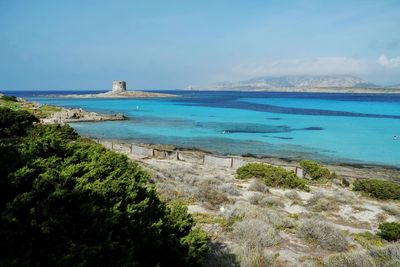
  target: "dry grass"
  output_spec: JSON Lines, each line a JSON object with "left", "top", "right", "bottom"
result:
{"left": 248, "top": 179, "right": 270, "bottom": 193}
{"left": 284, "top": 190, "right": 302, "bottom": 201}
{"left": 261, "top": 196, "right": 285, "bottom": 208}
{"left": 381, "top": 204, "right": 400, "bottom": 218}
{"left": 299, "top": 219, "right": 349, "bottom": 252}
{"left": 325, "top": 251, "right": 376, "bottom": 267}
{"left": 352, "top": 232, "right": 385, "bottom": 249}
{"left": 232, "top": 219, "right": 282, "bottom": 248}
{"left": 203, "top": 242, "right": 237, "bottom": 267}
{"left": 307, "top": 192, "right": 339, "bottom": 212}
{"left": 325, "top": 243, "right": 400, "bottom": 267}
{"left": 217, "top": 184, "right": 241, "bottom": 196}
{"left": 369, "top": 242, "right": 400, "bottom": 265}
{"left": 244, "top": 207, "right": 295, "bottom": 230}
{"left": 232, "top": 244, "right": 278, "bottom": 267}
{"left": 285, "top": 190, "right": 304, "bottom": 205}
{"left": 198, "top": 184, "right": 229, "bottom": 208}
{"left": 375, "top": 212, "right": 388, "bottom": 223}
{"left": 248, "top": 193, "right": 265, "bottom": 205}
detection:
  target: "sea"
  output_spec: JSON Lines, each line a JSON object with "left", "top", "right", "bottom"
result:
{"left": 5, "top": 90, "right": 400, "bottom": 167}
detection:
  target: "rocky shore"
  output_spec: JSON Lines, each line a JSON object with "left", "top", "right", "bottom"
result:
{"left": 41, "top": 108, "right": 127, "bottom": 124}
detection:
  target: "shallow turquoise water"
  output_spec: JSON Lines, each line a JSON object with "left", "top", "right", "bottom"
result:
{"left": 25, "top": 91, "right": 400, "bottom": 167}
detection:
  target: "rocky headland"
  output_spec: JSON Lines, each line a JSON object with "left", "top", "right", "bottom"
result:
{"left": 41, "top": 107, "right": 126, "bottom": 124}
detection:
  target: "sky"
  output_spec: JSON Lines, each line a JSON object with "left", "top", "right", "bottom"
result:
{"left": 1, "top": 0, "right": 400, "bottom": 90}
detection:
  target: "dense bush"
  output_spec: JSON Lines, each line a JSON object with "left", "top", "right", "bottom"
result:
{"left": 379, "top": 222, "right": 400, "bottom": 241}
{"left": 353, "top": 179, "right": 400, "bottom": 200}
{"left": 0, "top": 107, "right": 38, "bottom": 138}
{"left": 0, "top": 110, "right": 208, "bottom": 266}
{"left": 236, "top": 163, "right": 310, "bottom": 191}
{"left": 1, "top": 95, "right": 18, "bottom": 102}
{"left": 300, "top": 159, "right": 336, "bottom": 180}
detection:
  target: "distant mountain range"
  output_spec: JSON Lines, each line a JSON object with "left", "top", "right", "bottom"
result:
{"left": 191, "top": 75, "right": 400, "bottom": 90}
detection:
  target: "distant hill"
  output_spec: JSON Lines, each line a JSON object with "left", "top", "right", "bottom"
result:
{"left": 213, "top": 75, "right": 380, "bottom": 89}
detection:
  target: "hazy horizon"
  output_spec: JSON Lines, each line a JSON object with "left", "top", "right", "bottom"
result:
{"left": 1, "top": 0, "right": 400, "bottom": 90}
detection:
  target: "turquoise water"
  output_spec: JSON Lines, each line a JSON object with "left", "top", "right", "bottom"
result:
{"left": 22, "top": 91, "right": 400, "bottom": 167}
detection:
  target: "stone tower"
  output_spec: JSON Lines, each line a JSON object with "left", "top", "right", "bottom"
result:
{"left": 112, "top": 80, "right": 127, "bottom": 93}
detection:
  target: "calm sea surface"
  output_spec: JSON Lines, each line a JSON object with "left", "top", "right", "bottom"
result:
{"left": 8, "top": 90, "right": 400, "bottom": 167}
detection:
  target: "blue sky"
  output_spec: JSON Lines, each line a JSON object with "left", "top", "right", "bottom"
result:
{"left": 1, "top": 0, "right": 400, "bottom": 90}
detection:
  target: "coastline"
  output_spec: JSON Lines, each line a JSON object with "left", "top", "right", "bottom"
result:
{"left": 40, "top": 107, "right": 127, "bottom": 124}
{"left": 5, "top": 95, "right": 399, "bottom": 178}
{"left": 91, "top": 137, "right": 400, "bottom": 182}
{"left": 4, "top": 95, "right": 400, "bottom": 265}
{"left": 0, "top": 96, "right": 127, "bottom": 123}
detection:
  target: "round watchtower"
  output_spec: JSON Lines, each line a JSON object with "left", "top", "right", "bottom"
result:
{"left": 112, "top": 80, "right": 127, "bottom": 92}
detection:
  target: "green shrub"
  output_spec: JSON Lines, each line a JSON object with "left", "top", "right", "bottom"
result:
{"left": 0, "top": 111, "right": 208, "bottom": 266}
{"left": 300, "top": 159, "right": 336, "bottom": 180}
{"left": 353, "top": 179, "right": 400, "bottom": 200}
{"left": 1, "top": 95, "right": 18, "bottom": 102}
{"left": 379, "top": 222, "right": 400, "bottom": 241}
{"left": 236, "top": 163, "right": 310, "bottom": 191}
{"left": 0, "top": 107, "right": 38, "bottom": 138}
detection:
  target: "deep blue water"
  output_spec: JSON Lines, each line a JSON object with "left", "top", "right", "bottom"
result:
{"left": 5, "top": 90, "right": 400, "bottom": 167}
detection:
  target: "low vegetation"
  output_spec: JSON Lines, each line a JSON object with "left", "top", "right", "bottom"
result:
{"left": 325, "top": 251, "right": 376, "bottom": 267}
{"left": 237, "top": 163, "right": 310, "bottom": 191}
{"left": 352, "top": 232, "right": 385, "bottom": 249}
{"left": 299, "top": 219, "right": 349, "bottom": 252}
{"left": 353, "top": 179, "right": 400, "bottom": 200}
{"left": 0, "top": 107, "right": 38, "bottom": 138}
{"left": 1, "top": 95, "right": 17, "bottom": 102}
{"left": 307, "top": 192, "right": 339, "bottom": 212}
{"left": 326, "top": 243, "right": 400, "bottom": 267}
{"left": 300, "top": 159, "right": 336, "bottom": 181}
{"left": 369, "top": 243, "right": 400, "bottom": 265}
{"left": 0, "top": 94, "right": 61, "bottom": 118}
{"left": 0, "top": 108, "right": 208, "bottom": 266}
{"left": 379, "top": 222, "right": 400, "bottom": 241}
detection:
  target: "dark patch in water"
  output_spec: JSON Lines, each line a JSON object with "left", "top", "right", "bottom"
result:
{"left": 302, "top": 127, "right": 324, "bottom": 131}
{"left": 222, "top": 125, "right": 291, "bottom": 134}
{"left": 264, "top": 135, "right": 294, "bottom": 140}
{"left": 219, "top": 123, "right": 324, "bottom": 135}
{"left": 173, "top": 92, "right": 400, "bottom": 119}
{"left": 267, "top": 117, "right": 281, "bottom": 120}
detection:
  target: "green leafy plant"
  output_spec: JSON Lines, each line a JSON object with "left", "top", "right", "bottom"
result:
{"left": 1, "top": 95, "right": 18, "bottom": 102}
{"left": 353, "top": 179, "right": 400, "bottom": 200}
{"left": 0, "top": 109, "right": 208, "bottom": 266}
{"left": 378, "top": 222, "right": 400, "bottom": 241}
{"left": 300, "top": 159, "right": 336, "bottom": 180}
{"left": 236, "top": 163, "right": 310, "bottom": 191}
{"left": 0, "top": 107, "right": 38, "bottom": 138}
